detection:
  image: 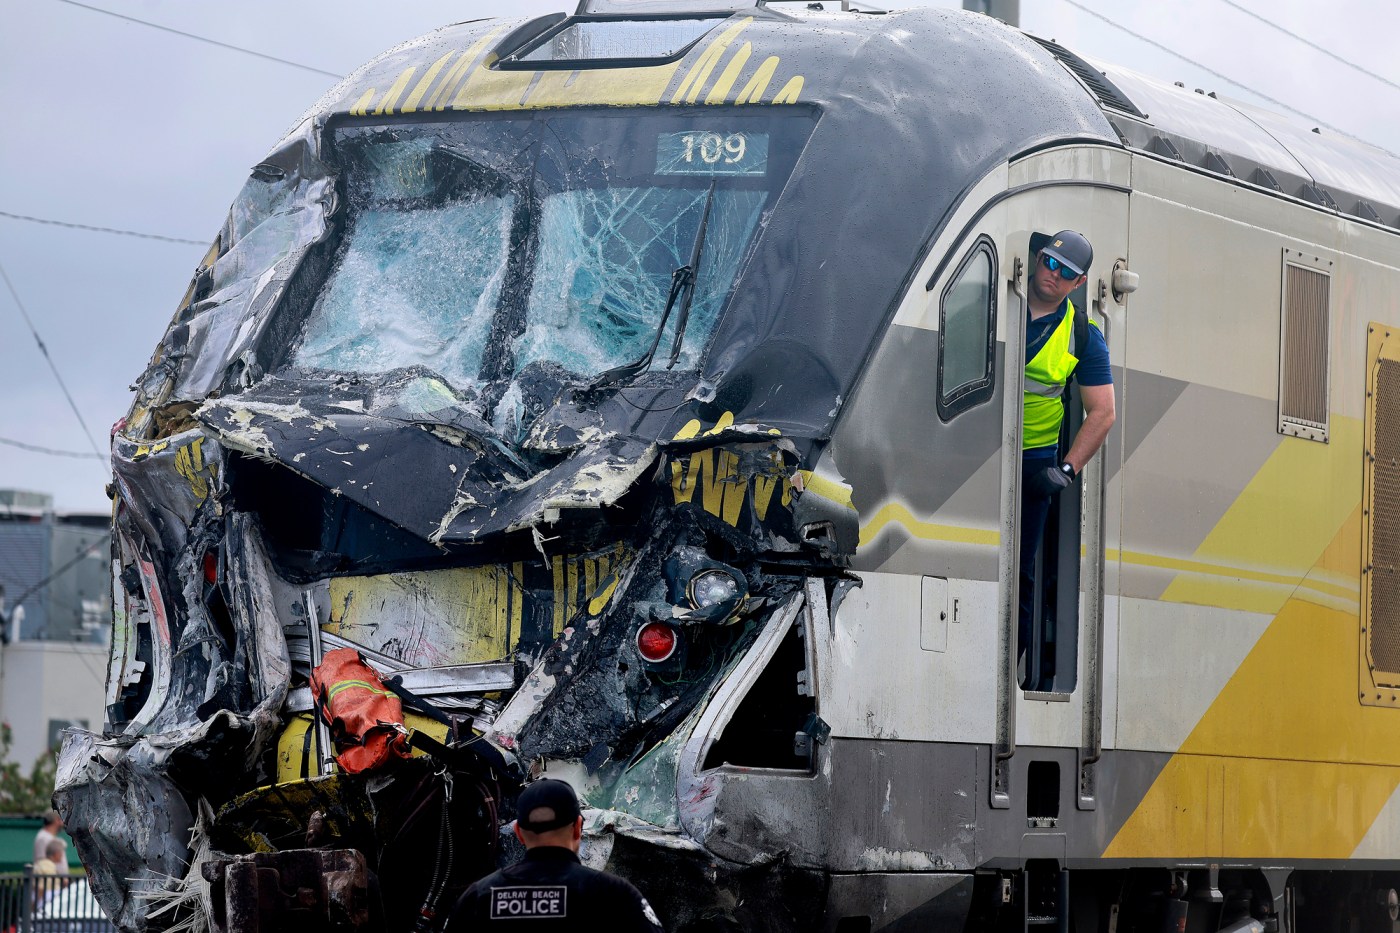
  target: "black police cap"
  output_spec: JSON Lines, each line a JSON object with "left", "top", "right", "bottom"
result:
{"left": 516, "top": 778, "right": 582, "bottom": 833}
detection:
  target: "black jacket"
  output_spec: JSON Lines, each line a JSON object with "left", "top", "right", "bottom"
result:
{"left": 444, "top": 846, "right": 664, "bottom": 931}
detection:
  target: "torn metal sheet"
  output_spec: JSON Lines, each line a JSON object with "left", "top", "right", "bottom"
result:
{"left": 195, "top": 375, "right": 659, "bottom": 545}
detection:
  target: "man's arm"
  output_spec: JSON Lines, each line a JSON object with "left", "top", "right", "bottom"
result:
{"left": 1063, "top": 382, "right": 1116, "bottom": 474}
{"left": 605, "top": 877, "right": 666, "bottom": 932}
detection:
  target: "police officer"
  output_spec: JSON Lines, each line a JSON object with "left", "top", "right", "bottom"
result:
{"left": 1019, "top": 230, "right": 1115, "bottom": 664}
{"left": 444, "top": 778, "right": 664, "bottom": 931}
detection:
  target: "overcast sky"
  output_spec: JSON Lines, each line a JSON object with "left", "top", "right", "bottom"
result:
{"left": 2, "top": 0, "right": 1396, "bottom": 513}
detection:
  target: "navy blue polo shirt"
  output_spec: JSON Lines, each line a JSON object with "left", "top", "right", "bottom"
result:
{"left": 1024, "top": 298, "right": 1112, "bottom": 463}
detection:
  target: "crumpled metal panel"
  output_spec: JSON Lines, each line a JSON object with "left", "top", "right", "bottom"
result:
{"left": 58, "top": 516, "right": 290, "bottom": 929}
{"left": 171, "top": 126, "right": 337, "bottom": 403}
{"left": 110, "top": 431, "right": 224, "bottom": 561}
{"left": 194, "top": 375, "right": 658, "bottom": 544}
{"left": 54, "top": 732, "right": 195, "bottom": 931}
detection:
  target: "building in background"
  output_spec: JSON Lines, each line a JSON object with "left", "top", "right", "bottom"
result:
{"left": 0, "top": 490, "right": 109, "bottom": 779}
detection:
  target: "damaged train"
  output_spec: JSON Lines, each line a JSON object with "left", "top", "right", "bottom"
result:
{"left": 57, "top": 0, "right": 1400, "bottom": 930}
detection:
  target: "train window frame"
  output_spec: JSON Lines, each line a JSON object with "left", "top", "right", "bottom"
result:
{"left": 936, "top": 235, "right": 998, "bottom": 421}
{"left": 1277, "top": 248, "right": 1334, "bottom": 443}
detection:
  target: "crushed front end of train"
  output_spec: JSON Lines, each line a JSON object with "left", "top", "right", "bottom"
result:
{"left": 56, "top": 6, "right": 1117, "bottom": 931}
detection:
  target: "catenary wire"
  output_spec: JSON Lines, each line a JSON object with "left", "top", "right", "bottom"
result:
{"left": 52, "top": 0, "right": 343, "bottom": 80}
{"left": 0, "top": 436, "right": 106, "bottom": 460}
{"left": 0, "top": 259, "right": 110, "bottom": 470}
{"left": 7, "top": 538, "right": 106, "bottom": 612}
{"left": 1211, "top": 0, "right": 1400, "bottom": 94}
{"left": 0, "top": 210, "right": 206, "bottom": 247}
{"left": 52, "top": 642, "right": 108, "bottom": 690}
{"left": 1057, "top": 0, "right": 1351, "bottom": 137}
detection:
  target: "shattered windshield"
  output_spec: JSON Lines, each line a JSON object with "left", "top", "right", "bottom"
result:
{"left": 516, "top": 183, "right": 765, "bottom": 378}
{"left": 290, "top": 110, "right": 813, "bottom": 435}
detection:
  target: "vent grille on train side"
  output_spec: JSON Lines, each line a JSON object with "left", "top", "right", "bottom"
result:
{"left": 1370, "top": 358, "right": 1400, "bottom": 675}
{"left": 1277, "top": 250, "right": 1332, "bottom": 442}
{"left": 1363, "top": 324, "right": 1400, "bottom": 703}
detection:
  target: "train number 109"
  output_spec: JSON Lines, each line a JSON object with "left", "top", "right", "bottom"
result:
{"left": 680, "top": 133, "right": 747, "bottom": 165}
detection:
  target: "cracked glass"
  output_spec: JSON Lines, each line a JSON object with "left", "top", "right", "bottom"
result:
{"left": 289, "top": 111, "right": 814, "bottom": 435}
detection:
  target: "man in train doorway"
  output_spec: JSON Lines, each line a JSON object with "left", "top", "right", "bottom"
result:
{"left": 1020, "top": 230, "right": 1115, "bottom": 670}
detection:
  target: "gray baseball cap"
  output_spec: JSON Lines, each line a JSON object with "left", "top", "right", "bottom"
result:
{"left": 1032, "top": 229, "right": 1093, "bottom": 276}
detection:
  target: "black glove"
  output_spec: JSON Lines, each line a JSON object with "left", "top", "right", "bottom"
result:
{"left": 1028, "top": 462, "right": 1075, "bottom": 497}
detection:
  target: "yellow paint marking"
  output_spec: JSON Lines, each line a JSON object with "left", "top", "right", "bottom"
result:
{"left": 666, "top": 412, "right": 796, "bottom": 525}
{"left": 374, "top": 67, "right": 416, "bottom": 115}
{"left": 771, "top": 75, "right": 804, "bottom": 104}
{"left": 583, "top": 557, "right": 598, "bottom": 607}
{"left": 350, "top": 88, "right": 376, "bottom": 116}
{"left": 1105, "top": 601, "right": 1400, "bottom": 857}
{"left": 132, "top": 439, "right": 171, "bottom": 460}
{"left": 673, "top": 419, "right": 703, "bottom": 441}
{"left": 736, "top": 56, "right": 779, "bottom": 104}
{"left": 428, "top": 52, "right": 477, "bottom": 110}
{"left": 453, "top": 53, "right": 525, "bottom": 110}
{"left": 589, "top": 574, "right": 619, "bottom": 616}
{"left": 173, "top": 438, "right": 212, "bottom": 502}
{"left": 1105, "top": 754, "right": 1397, "bottom": 859}
{"left": 428, "top": 53, "right": 473, "bottom": 110}
{"left": 566, "top": 558, "right": 580, "bottom": 631}
{"left": 707, "top": 411, "right": 736, "bottom": 435}
{"left": 705, "top": 42, "right": 752, "bottom": 104}
{"left": 858, "top": 501, "right": 1000, "bottom": 549}
{"left": 672, "top": 19, "right": 753, "bottom": 104}
{"left": 552, "top": 555, "right": 566, "bottom": 634}
{"left": 327, "top": 566, "right": 522, "bottom": 665}
{"left": 523, "top": 63, "right": 683, "bottom": 109}
{"left": 753, "top": 473, "right": 782, "bottom": 521}
{"left": 1106, "top": 507, "right": 1400, "bottom": 860}
{"left": 402, "top": 50, "right": 457, "bottom": 113}
{"left": 449, "top": 50, "right": 680, "bottom": 112}
{"left": 1109, "top": 547, "right": 1357, "bottom": 602}
{"left": 1159, "top": 416, "right": 1362, "bottom": 612}
{"left": 797, "top": 470, "right": 853, "bottom": 510}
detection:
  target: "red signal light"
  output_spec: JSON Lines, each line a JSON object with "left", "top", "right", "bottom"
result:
{"left": 203, "top": 551, "right": 218, "bottom": 585}
{"left": 635, "top": 622, "right": 679, "bottom": 663}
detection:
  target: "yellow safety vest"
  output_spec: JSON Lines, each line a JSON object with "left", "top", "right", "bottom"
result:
{"left": 1023, "top": 299, "right": 1088, "bottom": 450}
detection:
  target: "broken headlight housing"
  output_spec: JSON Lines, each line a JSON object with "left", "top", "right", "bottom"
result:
{"left": 664, "top": 546, "right": 748, "bottom": 624}
{"left": 689, "top": 569, "right": 742, "bottom": 612}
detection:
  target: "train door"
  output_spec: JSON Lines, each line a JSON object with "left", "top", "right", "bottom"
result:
{"left": 991, "top": 149, "right": 1131, "bottom": 814}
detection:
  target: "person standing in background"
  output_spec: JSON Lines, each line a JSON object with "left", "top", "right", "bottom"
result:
{"left": 33, "top": 812, "right": 68, "bottom": 872}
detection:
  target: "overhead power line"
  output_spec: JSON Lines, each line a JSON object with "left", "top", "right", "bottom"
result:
{"left": 0, "top": 436, "right": 106, "bottom": 460}
{"left": 0, "top": 210, "right": 205, "bottom": 246}
{"left": 8, "top": 537, "right": 106, "bottom": 611}
{"left": 1213, "top": 0, "right": 1400, "bottom": 95}
{"left": 0, "top": 260, "right": 110, "bottom": 471}
{"left": 1058, "top": 0, "right": 1350, "bottom": 137}
{"left": 53, "top": 0, "right": 343, "bottom": 80}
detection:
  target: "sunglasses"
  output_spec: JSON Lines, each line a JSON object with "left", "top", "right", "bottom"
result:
{"left": 1041, "top": 253, "right": 1081, "bottom": 281}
